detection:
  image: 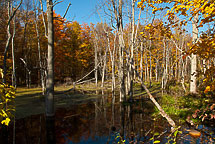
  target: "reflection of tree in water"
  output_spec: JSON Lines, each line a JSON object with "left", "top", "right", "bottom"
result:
{"left": 55, "top": 103, "right": 97, "bottom": 143}
{"left": 6, "top": 96, "right": 215, "bottom": 143}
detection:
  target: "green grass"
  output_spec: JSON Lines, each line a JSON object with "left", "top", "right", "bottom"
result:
{"left": 151, "top": 84, "right": 215, "bottom": 124}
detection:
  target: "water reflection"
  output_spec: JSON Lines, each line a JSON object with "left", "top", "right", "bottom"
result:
{"left": 46, "top": 116, "right": 56, "bottom": 144}
{"left": 4, "top": 93, "right": 215, "bottom": 144}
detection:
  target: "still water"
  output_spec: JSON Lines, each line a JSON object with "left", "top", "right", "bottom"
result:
{"left": 4, "top": 92, "right": 215, "bottom": 143}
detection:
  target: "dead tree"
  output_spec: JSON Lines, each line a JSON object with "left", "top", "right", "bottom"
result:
{"left": 3, "top": 0, "right": 22, "bottom": 83}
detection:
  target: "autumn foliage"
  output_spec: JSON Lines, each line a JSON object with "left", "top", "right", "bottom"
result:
{"left": 0, "top": 8, "right": 94, "bottom": 85}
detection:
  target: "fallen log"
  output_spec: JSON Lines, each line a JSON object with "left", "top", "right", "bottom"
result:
{"left": 129, "top": 53, "right": 176, "bottom": 128}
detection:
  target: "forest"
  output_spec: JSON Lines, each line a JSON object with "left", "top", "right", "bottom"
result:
{"left": 0, "top": 0, "right": 215, "bottom": 143}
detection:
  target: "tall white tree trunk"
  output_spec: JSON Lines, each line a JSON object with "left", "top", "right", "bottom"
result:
{"left": 128, "top": 0, "right": 135, "bottom": 98}
{"left": 107, "top": 30, "right": 116, "bottom": 99}
{"left": 2, "top": 0, "right": 22, "bottom": 83}
{"left": 149, "top": 39, "right": 152, "bottom": 87}
{"left": 101, "top": 42, "right": 108, "bottom": 88}
{"left": 190, "top": 14, "right": 198, "bottom": 93}
{"left": 34, "top": 0, "right": 46, "bottom": 95}
{"left": 12, "top": 15, "right": 16, "bottom": 88}
{"left": 162, "top": 38, "right": 167, "bottom": 89}
{"left": 111, "top": 0, "right": 125, "bottom": 101}
{"left": 144, "top": 44, "right": 148, "bottom": 81}
{"left": 140, "top": 42, "right": 144, "bottom": 90}
{"left": 3, "top": 2, "right": 12, "bottom": 83}
{"left": 94, "top": 35, "right": 98, "bottom": 87}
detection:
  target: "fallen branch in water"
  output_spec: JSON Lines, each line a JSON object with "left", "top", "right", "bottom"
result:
{"left": 130, "top": 56, "right": 176, "bottom": 128}
{"left": 124, "top": 48, "right": 176, "bottom": 128}
{"left": 139, "top": 82, "right": 176, "bottom": 128}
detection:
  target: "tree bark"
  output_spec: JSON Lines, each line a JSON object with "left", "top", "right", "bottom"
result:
{"left": 34, "top": 0, "right": 46, "bottom": 94}
{"left": 118, "top": 0, "right": 126, "bottom": 102}
{"left": 111, "top": 0, "right": 126, "bottom": 102}
{"left": 128, "top": 0, "right": 135, "bottom": 99}
{"left": 46, "top": 0, "right": 54, "bottom": 117}
{"left": 149, "top": 39, "right": 152, "bottom": 87}
{"left": 3, "top": 2, "right": 12, "bottom": 83}
{"left": 140, "top": 42, "right": 144, "bottom": 90}
{"left": 106, "top": 29, "right": 116, "bottom": 98}
{"left": 40, "top": 0, "right": 48, "bottom": 38}
{"left": 3, "top": 0, "right": 22, "bottom": 83}
{"left": 190, "top": 14, "right": 198, "bottom": 93}
{"left": 12, "top": 14, "right": 16, "bottom": 88}
{"left": 94, "top": 33, "right": 98, "bottom": 87}
{"left": 101, "top": 36, "right": 108, "bottom": 88}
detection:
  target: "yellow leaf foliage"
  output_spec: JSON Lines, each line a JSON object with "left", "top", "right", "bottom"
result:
{"left": 0, "top": 83, "right": 16, "bottom": 126}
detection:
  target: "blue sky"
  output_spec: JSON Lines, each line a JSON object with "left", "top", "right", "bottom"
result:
{"left": 53, "top": 0, "right": 209, "bottom": 35}
{"left": 54, "top": 0, "right": 100, "bottom": 24}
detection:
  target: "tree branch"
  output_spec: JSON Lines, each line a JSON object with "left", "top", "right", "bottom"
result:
{"left": 53, "top": 0, "right": 63, "bottom": 7}
{"left": 7, "top": 0, "right": 23, "bottom": 26}
{"left": 63, "top": 2, "right": 71, "bottom": 18}
{"left": 39, "top": 0, "right": 48, "bottom": 38}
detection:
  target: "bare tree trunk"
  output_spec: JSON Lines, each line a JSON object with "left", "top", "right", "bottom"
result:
{"left": 12, "top": 15, "right": 16, "bottom": 88}
{"left": 135, "top": 48, "right": 138, "bottom": 80}
{"left": 190, "top": 14, "right": 198, "bottom": 93}
{"left": 203, "top": 59, "right": 206, "bottom": 74}
{"left": 106, "top": 29, "right": 116, "bottom": 99}
{"left": 144, "top": 44, "right": 148, "bottom": 81}
{"left": 101, "top": 42, "right": 108, "bottom": 88}
{"left": 180, "top": 36, "right": 186, "bottom": 92}
{"left": 128, "top": 0, "right": 135, "bottom": 99}
{"left": 46, "top": 0, "right": 54, "bottom": 117}
{"left": 3, "top": 2, "right": 12, "bottom": 83}
{"left": 140, "top": 42, "right": 144, "bottom": 90}
{"left": 119, "top": 0, "right": 126, "bottom": 102}
{"left": 111, "top": 48, "right": 116, "bottom": 102}
{"left": 3, "top": 0, "right": 22, "bottom": 83}
{"left": 94, "top": 34, "right": 98, "bottom": 87}
{"left": 155, "top": 59, "right": 158, "bottom": 82}
{"left": 149, "top": 39, "right": 152, "bottom": 87}
{"left": 162, "top": 38, "right": 167, "bottom": 89}
{"left": 29, "top": 71, "right": 31, "bottom": 88}
{"left": 171, "top": 34, "right": 187, "bottom": 92}
{"left": 45, "top": 1, "right": 55, "bottom": 143}
{"left": 134, "top": 9, "right": 141, "bottom": 80}
{"left": 40, "top": 0, "right": 48, "bottom": 37}
{"left": 34, "top": 1, "right": 46, "bottom": 94}
{"left": 175, "top": 42, "right": 178, "bottom": 79}
{"left": 20, "top": 58, "right": 31, "bottom": 88}
{"left": 165, "top": 39, "right": 169, "bottom": 87}
{"left": 111, "top": 0, "right": 125, "bottom": 102}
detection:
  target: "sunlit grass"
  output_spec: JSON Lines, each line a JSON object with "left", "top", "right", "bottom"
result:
{"left": 16, "top": 85, "right": 74, "bottom": 96}
{"left": 16, "top": 87, "right": 42, "bottom": 96}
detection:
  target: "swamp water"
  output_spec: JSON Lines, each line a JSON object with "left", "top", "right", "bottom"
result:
{"left": 2, "top": 91, "right": 215, "bottom": 143}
